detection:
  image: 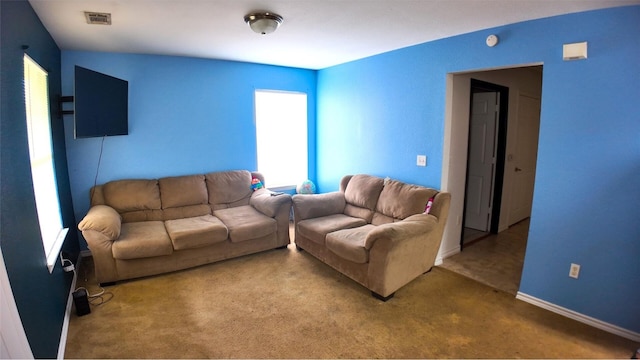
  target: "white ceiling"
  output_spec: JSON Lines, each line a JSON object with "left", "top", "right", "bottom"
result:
{"left": 29, "top": 0, "right": 640, "bottom": 70}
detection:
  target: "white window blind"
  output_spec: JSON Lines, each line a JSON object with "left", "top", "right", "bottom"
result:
{"left": 23, "top": 54, "right": 68, "bottom": 273}
{"left": 255, "top": 90, "right": 308, "bottom": 189}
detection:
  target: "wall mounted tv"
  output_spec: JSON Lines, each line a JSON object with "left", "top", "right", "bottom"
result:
{"left": 74, "top": 66, "right": 128, "bottom": 138}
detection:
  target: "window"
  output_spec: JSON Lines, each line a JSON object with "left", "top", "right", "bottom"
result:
{"left": 255, "top": 90, "right": 308, "bottom": 189}
{"left": 23, "top": 54, "right": 68, "bottom": 273}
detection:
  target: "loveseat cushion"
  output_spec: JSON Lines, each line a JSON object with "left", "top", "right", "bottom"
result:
{"left": 296, "top": 214, "right": 367, "bottom": 245}
{"left": 112, "top": 221, "right": 172, "bottom": 260}
{"left": 164, "top": 215, "right": 228, "bottom": 250}
{"left": 206, "top": 170, "right": 253, "bottom": 209}
{"left": 372, "top": 179, "right": 435, "bottom": 225}
{"left": 343, "top": 175, "right": 385, "bottom": 222}
{"left": 326, "top": 225, "right": 376, "bottom": 264}
{"left": 214, "top": 205, "right": 276, "bottom": 243}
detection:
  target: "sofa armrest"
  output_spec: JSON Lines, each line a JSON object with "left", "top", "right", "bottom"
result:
{"left": 364, "top": 214, "right": 437, "bottom": 249}
{"left": 366, "top": 213, "right": 443, "bottom": 297}
{"left": 78, "top": 205, "right": 121, "bottom": 283}
{"left": 250, "top": 188, "right": 292, "bottom": 218}
{"left": 292, "top": 191, "right": 346, "bottom": 221}
{"left": 78, "top": 205, "right": 122, "bottom": 240}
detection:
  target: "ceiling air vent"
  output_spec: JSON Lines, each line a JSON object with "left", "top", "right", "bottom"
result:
{"left": 84, "top": 11, "right": 111, "bottom": 25}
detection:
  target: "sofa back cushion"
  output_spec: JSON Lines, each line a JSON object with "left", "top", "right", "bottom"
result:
{"left": 342, "top": 174, "right": 385, "bottom": 223}
{"left": 372, "top": 179, "right": 437, "bottom": 225}
{"left": 102, "top": 179, "right": 163, "bottom": 222}
{"left": 206, "top": 170, "right": 253, "bottom": 210}
{"left": 159, "top": 175, "right": 211, "bottom": 220}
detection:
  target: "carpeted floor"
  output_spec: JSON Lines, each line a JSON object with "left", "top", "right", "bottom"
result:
{"left": 65, "top": 239, "right": 638, "bottom": 359}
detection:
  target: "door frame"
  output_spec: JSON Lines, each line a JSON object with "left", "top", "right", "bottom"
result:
{"left": 461, "top": 79, "right": 509, "bottom": 248}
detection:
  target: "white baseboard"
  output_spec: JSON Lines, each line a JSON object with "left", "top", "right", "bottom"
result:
{"left": 57, "top": 262, "right": 78, "bottom": 360}
{"left": 516, "top": 292, "right": 640, "bottom": 342}
{"left": 435, "top": 246, "right": 461, "bottom": 265}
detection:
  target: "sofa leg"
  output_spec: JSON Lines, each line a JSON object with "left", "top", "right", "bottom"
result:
{"left": 295, "top": 244, "right": 304, "bottom": 251}
{"left": 371, "top": 291, "right": 395, "bottom": 302}
{"left": 276, "top": 245, "right": 288, "bottom": 250}
{"left": 100, "top": 281, "right": 116, "bottom": 287}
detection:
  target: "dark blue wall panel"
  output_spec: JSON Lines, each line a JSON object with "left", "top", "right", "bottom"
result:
{"left": 1, "top": 0, "right": 79, "bottom": 357}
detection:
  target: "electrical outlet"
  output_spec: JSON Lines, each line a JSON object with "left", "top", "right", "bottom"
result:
{"left": 569, "top": 263, "right": 580, "bottom": 279}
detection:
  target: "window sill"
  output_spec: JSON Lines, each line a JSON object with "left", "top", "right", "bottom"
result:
{"left": 46, "top": 228, "right": 69, "bottom": 273}
{"left": 268, "top": 185, "right": 296, "bottom": 193}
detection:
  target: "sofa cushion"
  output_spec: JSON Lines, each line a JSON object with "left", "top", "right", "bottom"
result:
{"left": 159, "top": 175, "right": 208, "bottom": 209}
{"left": 162, "top": 205, "right": 213, "bottom": 221}
{"left": 373, "top": 179, "right": 434, "bottom": 224}
{"left": 164, "top": 215, "right": 228, "bottom": 250}
{"left": 326, "top": 225, "right": 376, "bottom": 264}
{"left": 112, "top": 221, "right": 172, "bottom": 260}
{"left": 296, "top": 214, "right": 367, "bottom": 245}
{"left": 343, "top": 175, "right": 385, "bottom": 222}
{"left": 206, "top": 170, "right": 253, "bottom": 209}
{"left": 103, "top": 179, "right": 161, "bottom": 213}
{"left": 214, "top": 205, "right": 276, "bottom": 243}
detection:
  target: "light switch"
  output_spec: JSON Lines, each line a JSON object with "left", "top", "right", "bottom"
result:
{"left": 417, "top": 155, "right": 427, "bottom": 167}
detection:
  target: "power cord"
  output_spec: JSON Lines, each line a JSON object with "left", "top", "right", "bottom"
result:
{"left": 61, "top": 253, "right": 114, "bottom": 306}
{"left": 60, "top": 253, "right": 75, "bottom": 272}
{"left": 89, "top": 135, "right": 106, "bottom": 204}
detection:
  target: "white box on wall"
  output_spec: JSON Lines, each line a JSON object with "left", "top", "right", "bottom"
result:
{"left": 563, "top": 42, "right": 588, "bottom": 60}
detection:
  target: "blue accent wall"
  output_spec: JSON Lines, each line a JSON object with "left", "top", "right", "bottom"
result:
{"left": 61, "top": 51, "right": 317, "bottom": 249}
{"left": 1, "top": 0, "right": 79, "bottom": 357}
{"left": 316, "top": 6, "right": 640, "bottom": 332}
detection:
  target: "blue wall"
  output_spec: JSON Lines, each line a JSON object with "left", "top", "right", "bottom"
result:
{"left": 6, "top": 2, "right": 637, "bottom": 354}
{"left": 1, "top": 0, "right": 79, "bottom": 357}
{"left": 61, "top": 51, "right": 317, "bottom": 249}
{"left": 316, "top": 6, "right": 640, "bottom": 332}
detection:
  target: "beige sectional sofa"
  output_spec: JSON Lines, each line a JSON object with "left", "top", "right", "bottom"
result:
{"left": 292, "top": 174, "right": 450, "bottom": 301}
{"left": 78, "top": 170, "right": 292, "bottom": 285}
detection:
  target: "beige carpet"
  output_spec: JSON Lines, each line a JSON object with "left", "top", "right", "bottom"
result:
{"left": 66, "top": 241, "right": 638, "bottom": 359}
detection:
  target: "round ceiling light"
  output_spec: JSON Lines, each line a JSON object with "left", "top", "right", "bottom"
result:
{"left": 244, "top": 12, "right": 283, "bottom": 35}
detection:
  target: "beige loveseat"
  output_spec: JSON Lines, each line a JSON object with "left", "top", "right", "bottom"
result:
{"left": 78, "top": 170, "right": 292, "bottom": 285}
{"left": 292, "top": 174, "right": 450, "bottom": 301}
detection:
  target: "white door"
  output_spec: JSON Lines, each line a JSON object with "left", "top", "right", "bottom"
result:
{"left": 508, "top": 94, "right": 541, "bottom": 225}
{"left": 465, "top": 92, "right": 499, "bottom": 231}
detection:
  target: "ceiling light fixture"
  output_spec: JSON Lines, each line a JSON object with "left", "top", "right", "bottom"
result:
{"left": 244, "top": 12, "right": 283, "bottom": 35}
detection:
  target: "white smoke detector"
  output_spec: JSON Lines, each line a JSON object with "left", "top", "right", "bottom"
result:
{"left": 486, "top": 34, "right": 499, "bottom": 47}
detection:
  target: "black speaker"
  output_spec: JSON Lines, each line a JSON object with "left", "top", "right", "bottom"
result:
{"left": 73, "top": 289, "right": 91, "bottom": 316}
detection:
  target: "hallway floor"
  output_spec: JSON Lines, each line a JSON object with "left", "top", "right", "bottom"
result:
{"left": 439, "top": 219, "right": 529, "bottom": 295}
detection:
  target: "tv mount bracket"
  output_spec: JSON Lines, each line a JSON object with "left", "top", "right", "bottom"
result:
{"left": 59, "top": 95, "right": 74, "bottom": 117}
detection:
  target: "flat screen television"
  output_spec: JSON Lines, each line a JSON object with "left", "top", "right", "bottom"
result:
{"left": 74, "top": 66, "right": 128, "bottom": 138}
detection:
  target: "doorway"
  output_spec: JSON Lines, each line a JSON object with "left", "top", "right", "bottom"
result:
{"left": 440, "top": 65, "right": 542, "bottom": 294}
{"left": 462, "top": 79, "right": 509, "bottom": 247}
